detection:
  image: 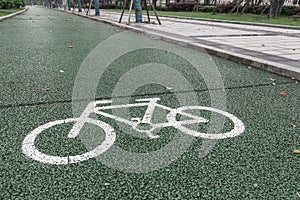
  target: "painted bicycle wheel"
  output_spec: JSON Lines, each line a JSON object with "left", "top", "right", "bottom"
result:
{"left": 22, "top": 118, "right": 116, "bottom": 165}
{"left": 167, "top": 106, "right": 245, "bottom": 139}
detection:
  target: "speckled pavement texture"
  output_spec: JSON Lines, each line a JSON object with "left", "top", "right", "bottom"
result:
{"left": 0, "top": 7, "right": 299, "bottom": 199}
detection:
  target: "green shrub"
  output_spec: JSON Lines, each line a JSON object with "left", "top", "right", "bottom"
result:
{"left": 166, "top": 2, "right": 197, "bottom": 12}
{"left": 246, "top": 5, "right": 297, "bottom": 16}
{"left": 192, "top": 5, "right": 214, "bottom": 12}
{"left": 0, "top": 0, "right": 12, "bottom": 9}
{"left": 281, "top": 5, "right": 297, "bottom": 16}
{"left": 155, "top": 5, "right": 169, "bottom": 11}
{"left": 216, "top": 2, "right": 236, "bottom": 13}
{"left": 0, "top": 0, "right": 25, "bottom": 8}
{"left": 100, "top": 3, "right": 117, "bottom": 9}
{"left": 247, "top": 5, "right": 266, "bottom": 14}
{"left": 14, "top": 0, "right": 25, "bottom": 7}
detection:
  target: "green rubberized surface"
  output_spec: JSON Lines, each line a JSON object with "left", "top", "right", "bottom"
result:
{"left": 0, "top": 8, "right": 120, "bottom": 105}
{"left": 0, "top": 8, "right": 293, "bottom": 106}
{"left": 1, "top": 7, "right": 299, "bottom": 199}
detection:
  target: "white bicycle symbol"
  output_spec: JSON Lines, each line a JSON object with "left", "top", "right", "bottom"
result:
{"left": 22, "top": 97, "right": 245, "bottom": 165}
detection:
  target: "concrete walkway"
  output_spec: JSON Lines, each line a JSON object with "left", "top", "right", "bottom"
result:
{"left": 64, "top": 9, "right": 300, "bottom": 79}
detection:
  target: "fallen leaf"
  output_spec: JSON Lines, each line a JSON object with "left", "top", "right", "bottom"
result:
{"left": 292, "top": 124, "right": 297, "bottom": 128}
{"left": 67, "top": 45, "right": 73, "bottom": 48}
{"left": 280, "top": 91, "right": 287, "bottom": 96}
{"left": 40, "top": 88, "right": 49, "bottom": 91}
{"left": 293, "top": 150, "right": 300, "bottom": 154}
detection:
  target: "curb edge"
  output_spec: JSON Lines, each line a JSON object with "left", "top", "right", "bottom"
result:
{"left": 60, "top": 9, "right": 300, "bottom": 80}
{"left": 0, "top": 7, "right": 29, "bottom": 22}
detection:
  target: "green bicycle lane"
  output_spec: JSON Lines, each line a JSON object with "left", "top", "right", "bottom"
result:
{"left": 1, "top": 7, "right": 299, "bottom": 199}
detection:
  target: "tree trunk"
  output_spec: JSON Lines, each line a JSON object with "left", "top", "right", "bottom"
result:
{"left": 260, "top": 4, "right": 269, "bottom": 15}
{"left": 256, "top": 0, "right": 263, "bottom": 5}
{"left": 153, "top": 0, "right": 157, "bottom": 9}
{"left": 212, "top": 0, "right": 217, "bottom": 14}
{"left": 204, "top": 0, "right": 211, "bottom": 5}
{"left": 241, "top": 0, "right": 251, "bottom": 14}
{"left": 268, "top": 0, "right": 276, "bottom": 18}
{"left": 273, "top": 0, "right": 285, "bottom": 17}
{"left": 229, "top": 0, "right": 242, "bottom": 14}
{"left": 236, "top": 3, "right": 241, "bottom": 14}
